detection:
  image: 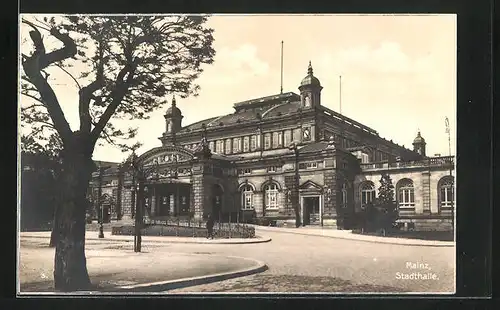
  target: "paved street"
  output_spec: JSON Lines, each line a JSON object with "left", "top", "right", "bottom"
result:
{"left": 19, "top": 238, "right": 264, "bottom": 292}
{"left": 165, "top": 227, "right": 455, "bottom": 293}
{"left": 19, "top": 227, "right": 455, "bottom": 294}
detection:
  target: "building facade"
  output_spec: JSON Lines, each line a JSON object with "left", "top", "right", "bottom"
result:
{"left": 90, "top": 62, "right": 455, "bottom": 231}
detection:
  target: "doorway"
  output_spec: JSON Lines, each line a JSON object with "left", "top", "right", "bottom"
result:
{"left": 212, "top": 184, "right": 224, "bottom": 221}
{"left": 302, "top": 196, "right": 320, "bottom": 226}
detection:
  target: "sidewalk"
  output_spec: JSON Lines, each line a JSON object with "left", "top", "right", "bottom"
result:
{"left": 19, "top": 244, "right": 267, "bottom": 293}
{"left": 20, "top": 231, "right": 271, "bottom": 245}
{"left": 251, "top": 225, "right": 455, "bottom": 247}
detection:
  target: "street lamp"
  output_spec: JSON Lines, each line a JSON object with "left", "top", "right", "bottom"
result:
{"left": 288, "top": 142, "right": 301, "bottom": 228}
{"left": 96, "top": 165, "right": 107, "bottom": 239}
{"left": 128, "top": 151, "right": 161, "bottom": 252}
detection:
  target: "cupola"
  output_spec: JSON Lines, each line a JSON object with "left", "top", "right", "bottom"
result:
{"left": 163, "top": 96, "right": 184, "bottom": 146}
{"left": 412, "top": 130, "right": 426, "bottom": 157}
{"left": 298, "top": 61, "right": 323, "bottom": 109}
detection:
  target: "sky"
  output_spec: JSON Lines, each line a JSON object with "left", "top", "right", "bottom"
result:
{"left": 20, "top": 14, "right": 456, "bottom": 162}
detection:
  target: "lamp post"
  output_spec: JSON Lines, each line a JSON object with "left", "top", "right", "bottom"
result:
{"left": 128, "top": 151, "right": 160, "bottom": 253}
{"left": 288, "top": 142, "right": 301, "bottom": 228}
{"left": 445, "top": 117, "right": 454, "bottom": 235}
{"left": 97, "top": 165, "right": 105, "bottom": 239}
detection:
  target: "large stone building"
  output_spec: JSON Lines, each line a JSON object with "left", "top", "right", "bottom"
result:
{"left": 90, "top": 62, "right": 455, "bottom": 231}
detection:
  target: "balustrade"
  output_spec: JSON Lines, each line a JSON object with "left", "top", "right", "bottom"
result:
{"left": 360, "top": 156, "right": 454, "bottom": 171}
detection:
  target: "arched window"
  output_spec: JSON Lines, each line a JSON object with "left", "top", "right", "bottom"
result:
{"left": 341, "top": 182, "right": 348, "bottom": 208}
{"left": 241, "top": 185, "right": 254, "bottom": 210}
{"left": 438, "top": 176, "right": 454, "bottom": 211}
{"left": 360, "top": 181, "right": 376, "bottom": 206}
{"left": 397, "top": 179, "right": 415, "bottom": 210}
{"left": 264, "top": 183, "right": 279, "bottom": 210}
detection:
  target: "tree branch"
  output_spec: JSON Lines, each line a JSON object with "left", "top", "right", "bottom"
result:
{"left": 20, "top": 93, "right": 47, "bottom": 107}
{"left": 90, "top": 63, "right": 137, "bottom": 144}
{"left": 54, "top": 63, "right": 81, "bottom": 91}
{"left": 22, "top": 19, "right": 74, "bottom": 144}
{"left": 79, "top": 40, "right": 105, "bottom": 133}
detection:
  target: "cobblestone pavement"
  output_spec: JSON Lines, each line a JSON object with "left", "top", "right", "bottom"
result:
{"left": 163, "top": 228, "right": 455, "bottom": 294}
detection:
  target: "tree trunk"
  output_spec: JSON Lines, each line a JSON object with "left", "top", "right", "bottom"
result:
{"left": 53, "top": 145, "right": 94, "bottom": 292}
{"left": 49, "top": 204, "right": 60, "bottom": 247}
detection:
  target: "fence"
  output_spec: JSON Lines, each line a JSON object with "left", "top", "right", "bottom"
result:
{"left": 112, "top": 217, "right": 255, "bottom": 238}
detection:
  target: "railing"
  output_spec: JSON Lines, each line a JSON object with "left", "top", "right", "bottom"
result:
{"left": 360, "top": 156, "right": 454, "bottom": 171}
{"left": 132, "top": 217, "right": 256, "bottom": 238}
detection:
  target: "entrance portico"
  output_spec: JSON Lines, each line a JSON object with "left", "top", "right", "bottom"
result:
{"left": 144, "top": 179, "right": 192, "bottom": 218}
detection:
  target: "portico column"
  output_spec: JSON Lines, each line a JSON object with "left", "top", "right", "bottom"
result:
{"left": 320, "top": 195, "right": 323, "bottom": 227}
{"left": 151, "top": 190, "right": 156, "bottom": 216}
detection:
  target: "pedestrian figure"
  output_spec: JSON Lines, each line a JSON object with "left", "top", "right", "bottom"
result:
{"left": 206, "top": 213, "right": 214, "bottom": 239}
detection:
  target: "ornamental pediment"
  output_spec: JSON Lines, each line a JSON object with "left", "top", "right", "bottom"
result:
{"left": 299, "top": 180, "right": 323, "bottom": 190}
{"left": 139, "top": 146, "right": 194, "bottom": 166}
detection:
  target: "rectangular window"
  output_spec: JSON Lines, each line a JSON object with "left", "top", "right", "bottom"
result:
{"left": 243, "top": 136, "right": 250, "bottom": 152}
{"left": 233, "top": 138, "right": 240, "bottom": 153}
{"left": 441, "top": 187, "right": 454, "bottom": 207}
{"left": 264, "top": 133, "right": 271, "bottom": 150}
{"left": 293, "top": 128, "right": 301, "bottom": 142}
{"left": 250, "top": 135, "right": 257, "bottom": 150}
{"left": 272, "top": 132, "right": 279, "bottom": 148}
{"left": 306, "top": 162, "right": 318, "bottom": 169}
{"left": 284, "top": 130, "right": 292, "bottom": 147}
{"left": 399, "top": 188, "right": 416, "bottom": 209}
{"left": 243, "top": 192, "right": 253, "bottom": 210}
{"left": 267, "top": 166, "right": 278, "bottom": 173}
{"left": 298, "top": 162, "right": 318, "bottom": 170}
{"left": 209, "top": 141, "right": 215, "bottom": 153}
{"left": 216, "top": 140, "right": 224, "bottom": 154}
{"left": 238, "top": 168, "right": 252, "bottom": 175}
{"left": 361, "top": 191, "right": 376, "bottom": 206}
{"left": 361, "top": 153, "right": 369, "bottom": 163}
{"left": 225, "top": 139, "right": 232, "bottom": 154}
{"left": 266, "top": 191, "right": 278, "bottom": 209}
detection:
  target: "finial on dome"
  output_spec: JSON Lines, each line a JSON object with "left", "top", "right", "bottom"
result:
{"left": 172, "top": 95, "right": 176, "bottom": 107}
{"left": 307, "top": 61, "right": 313, "bottom": 75}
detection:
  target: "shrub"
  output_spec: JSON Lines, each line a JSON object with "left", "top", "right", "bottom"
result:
{"left": 112, "top": 222, "right": 256, "bottom": 239}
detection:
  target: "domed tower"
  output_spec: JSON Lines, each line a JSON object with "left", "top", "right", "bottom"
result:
{"left": 298, "top": 61, "right": 323, "bottom": 109}
{"left": 412, "top": 131, "right": 426, "bottom": 157}
{"left": 163, "top": 96, "right": 183, "bottom": 145}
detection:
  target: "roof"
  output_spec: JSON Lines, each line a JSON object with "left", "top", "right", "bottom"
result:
{"left": 178, "top": 93, "right": 302, "bottom": 134}
{"left": 298, "top": 141, "right": 331, "bottom": 154}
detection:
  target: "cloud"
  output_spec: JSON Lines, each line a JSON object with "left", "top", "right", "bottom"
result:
{"left": 202, "top": 44, "right": 270, "bottom": 85}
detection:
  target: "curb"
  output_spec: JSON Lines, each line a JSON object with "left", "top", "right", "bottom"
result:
{"left": 251, "top": 226, "right": 454, "bottom": 247}
{"left": 20, "top": 234, "right": 272, "bottom": 245}
{"left": 112, "top": 256, "right": 268, "bottom": 293}
{"left": 18, "top": 254, "right": 269, "bottom": 295}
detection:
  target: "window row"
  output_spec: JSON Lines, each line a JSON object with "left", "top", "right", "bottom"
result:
{"left": 240, "top": 183, "right": 280, "bottom": 210}
{"left": 185, "top": 127, "right": 312, "bottom": 156}
{"left": 359, "top": 177, "right": 455, "bottom": 211}
{"left": 237, "top": 166, "right": 282, "bottom": 175}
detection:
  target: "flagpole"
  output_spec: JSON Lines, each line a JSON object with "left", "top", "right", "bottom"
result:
{"left": 280, "top": 40, "right": 284, "bottom": 94}
{"left": 339, "top": 75, "right": 342, "bottom": 115}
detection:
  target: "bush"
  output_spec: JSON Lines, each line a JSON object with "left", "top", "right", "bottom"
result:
{"left": 252, "top": 218, "right": 277, "bottom": 227}
{"left": 112, "top": 222, "right": 256, "bottom": 239}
